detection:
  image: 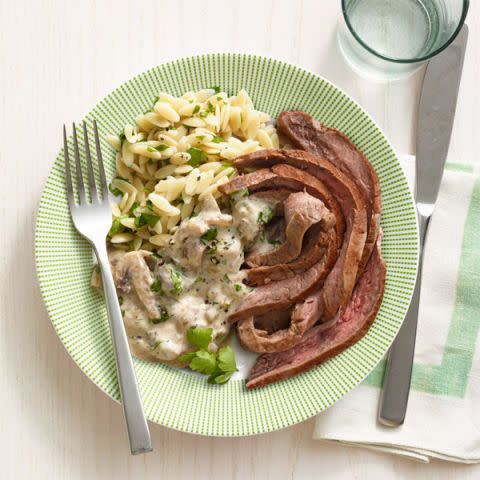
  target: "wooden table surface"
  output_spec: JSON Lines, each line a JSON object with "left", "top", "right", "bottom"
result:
{"left": 1, "top": 1, "right": 479, "bottom": 478}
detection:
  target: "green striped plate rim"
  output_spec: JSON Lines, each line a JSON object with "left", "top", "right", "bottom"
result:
{"left": 35, "top": 54, "right": 419, "bottom": 436}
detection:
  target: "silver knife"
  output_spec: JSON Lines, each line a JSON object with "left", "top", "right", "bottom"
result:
{"left": 378, "top": 24, "right": 469, "bottom": 427}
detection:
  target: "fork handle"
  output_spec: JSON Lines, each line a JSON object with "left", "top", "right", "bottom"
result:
{"left": 94, "top": 242, "right": 152, "bottom": 454}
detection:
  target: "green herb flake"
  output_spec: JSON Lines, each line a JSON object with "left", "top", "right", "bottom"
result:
{"left": 234, "top": 284, "right": 242, "bottom": 292}
{"left": 118, "top": 132, "right": 126, "bottom": 144}
{"left": 268, "top": 239, "right": 282, "bottom": 245}
{"left": 150, "top": 340, "right": 163, "bottom": 351}
{"left": 211, "top": 86, "right": 221, "bottom": 94}
{"left": 155, "top": 144, "right": 169, "bottom": 152}
{"left": 150, "top": 279, "right": 164, "bottom": 295}
{"left": 212, "top": 135, "right": 224, "bottom": 143}
{"left": 193, "top": 105, "right": 200, "bottom": 114}
{"left": 108, "top": 183, "right": 122, "bottom": 197}
{"left": 109, "top": 217, "right": 124, "bottom": 236}
{"left": 200, "top": 227, "right": 218, "bottom": 243}
{"left": 187, "top": 147, "right": 208, "bottom": 167}
{"left": 258, "top": 207, "right": 275, "bottom": 225}
{"left": 170, "top": 269, "right": 183, "bottom": 295}
{"left": 199, "top": 111, "right": 208, "bottom": 118}
{"left": 118, "top": 296, "right": 124, "bottom": 305}
{"left": 135, "top": 212, "right": 160, "bottom": 228}
{"left": 147, "top": 146, "right": 157, "bottom": 153}
{"left": 151, "top": 308, "right": 169, "bottom": 324}
{"left": 207, "top": 101, "right": 214, "bottom": 113}
{"left": 186, "top": 326, "right": 213, "bottom": 350}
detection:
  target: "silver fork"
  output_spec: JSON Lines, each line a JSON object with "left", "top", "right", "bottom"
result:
{"left": 63, "top": 121, "right": 152, "bottom": 455}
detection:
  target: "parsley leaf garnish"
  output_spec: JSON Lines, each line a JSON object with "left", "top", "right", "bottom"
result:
{"left": 189, "top": 350, "right": 217, "bottom": 374}
{"left": 193, "top": 105, "right": 200, "bottom": 114}
{"left": 217, "top": 346, "right": 237, "bottom": 373}
{"left": 210, "top": 86, "right": 221, "bottom": 94}
{"left": 186, "top": 326, "right": 213, "bottom": 350}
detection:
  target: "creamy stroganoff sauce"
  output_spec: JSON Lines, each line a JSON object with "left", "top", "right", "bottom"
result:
{"left": 108, "top": 192, "right": 273, "bottom": 363}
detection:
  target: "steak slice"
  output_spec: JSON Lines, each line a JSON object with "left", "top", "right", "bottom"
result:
{"left": 236, "top": 230, "right": 337, "bottom": 353}
{"left": 229, "top": 227, "right": 338, "bottom": 323}
{"left": 247, "top": 192, "right": 334, "bottom": 267}
{"left": 277, "top": 111, "right": 381, "bottom": 274}
{"left": 247, "top": 223, "right": 329, "bottom": 285}
{"left": 232, "top": 150, "right": 367, "bottom": 319}
{"left": 251, "top": 189, "right": 293, "bottom": 216}
{"left": 246, "top": 240, "right": 386, "bottom": 388}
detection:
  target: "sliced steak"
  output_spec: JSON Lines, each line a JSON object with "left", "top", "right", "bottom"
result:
{"left": 236, "top": 229, "right": 337, "bottom": 352}
{"left": 247, "top": 192, "right": 334, "bottom": 267}
{"left": 230, "top": 227, "right": 337, "bottom": 323}
{"left": 251, "top": 189, "right": 293, "bottom": 216}
{"left": 247, "top": 224, "right": 330, "bottom": 285}
{"left": 277, "top": 111, "right": 381, "bottom": 273}
{"left": 246, "top": 241, "right": 386, "bottom": 388}
{"left": 232, "top": 150, "right": 367, "bottom": 319}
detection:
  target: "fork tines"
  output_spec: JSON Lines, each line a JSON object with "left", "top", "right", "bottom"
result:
{"left": 63, "top": 120, "right": 109, "bottom": 207}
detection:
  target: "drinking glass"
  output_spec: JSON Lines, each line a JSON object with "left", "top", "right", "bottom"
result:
{"left": 337, "top": 0, "right": 469, "bottom": 81}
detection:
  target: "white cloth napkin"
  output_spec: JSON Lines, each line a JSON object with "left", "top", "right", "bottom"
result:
{"left": 313, "top": 155, "right": 480, "bottom": 463}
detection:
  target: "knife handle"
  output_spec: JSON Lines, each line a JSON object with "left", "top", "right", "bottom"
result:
{"left": 378, "top": 212, "right": 430, "bottom": 426}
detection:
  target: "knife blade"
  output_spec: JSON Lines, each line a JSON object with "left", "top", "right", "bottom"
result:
{"left": 378, "top": 24, "right": 469, "bottom": 427}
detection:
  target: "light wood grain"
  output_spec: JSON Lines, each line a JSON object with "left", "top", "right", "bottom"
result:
{"left": 1, "top": 1, "right": 479, "bottom": 478}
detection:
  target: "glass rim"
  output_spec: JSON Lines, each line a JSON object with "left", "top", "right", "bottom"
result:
{"left": 341, "top": 0, "right": 470, "bottom": 64}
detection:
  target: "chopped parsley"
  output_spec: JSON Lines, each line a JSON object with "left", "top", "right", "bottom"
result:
{"left": 170, "top": 269, "right": 183, "bottom": 295}
{"left": 129, "top": 202, "right": 139, "bottom": 215}
{"left": 210, "top": 86, "right": 221, "bottom": 94}
{"left": 207, "top": 101, "right": 214, "bottom": 113}
{"left": 108, "top": 183, "right": 122, "bottom": 197}
{"left": 268, "top": 238, "right": 282, "bottom": 245}
{"left": 155, "top": 144, "right": 169, "bottom": 152}
{"left": 151, "top": 308, "right": 169, "bottom": 324}
{"left": 200, "top": 227, "right": 218, "bottom": 243}
{"left": 150, "top": 340, "right": 163, "bottom": 351}
{"left": 118, "top": 296, "right": 124, "bottom": 305}
{"left": 134, "top": 212, "right": 160, "bottom": 228}
{"left": 187, "top": 147, "right": 208, "bottom": 167}
{"left": 212, "top": 135, "right": 224, "bottom": 143}
{"left": 193, "top": 105, "right": 200, "bottom": 114}
{"left": 234, "top": 284, "right": 242, "bottom": 292}
{"left": 199, "top": 111, "right": 208, "bottom": 118}
{"left": 258, "top": 207, "right": 275, "bottom": 225}
{"left": 150, "top": 279, "right": 164, "bottom": 295}
{"left": 109, "top": 217, "right": 125, "bottom": 236}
